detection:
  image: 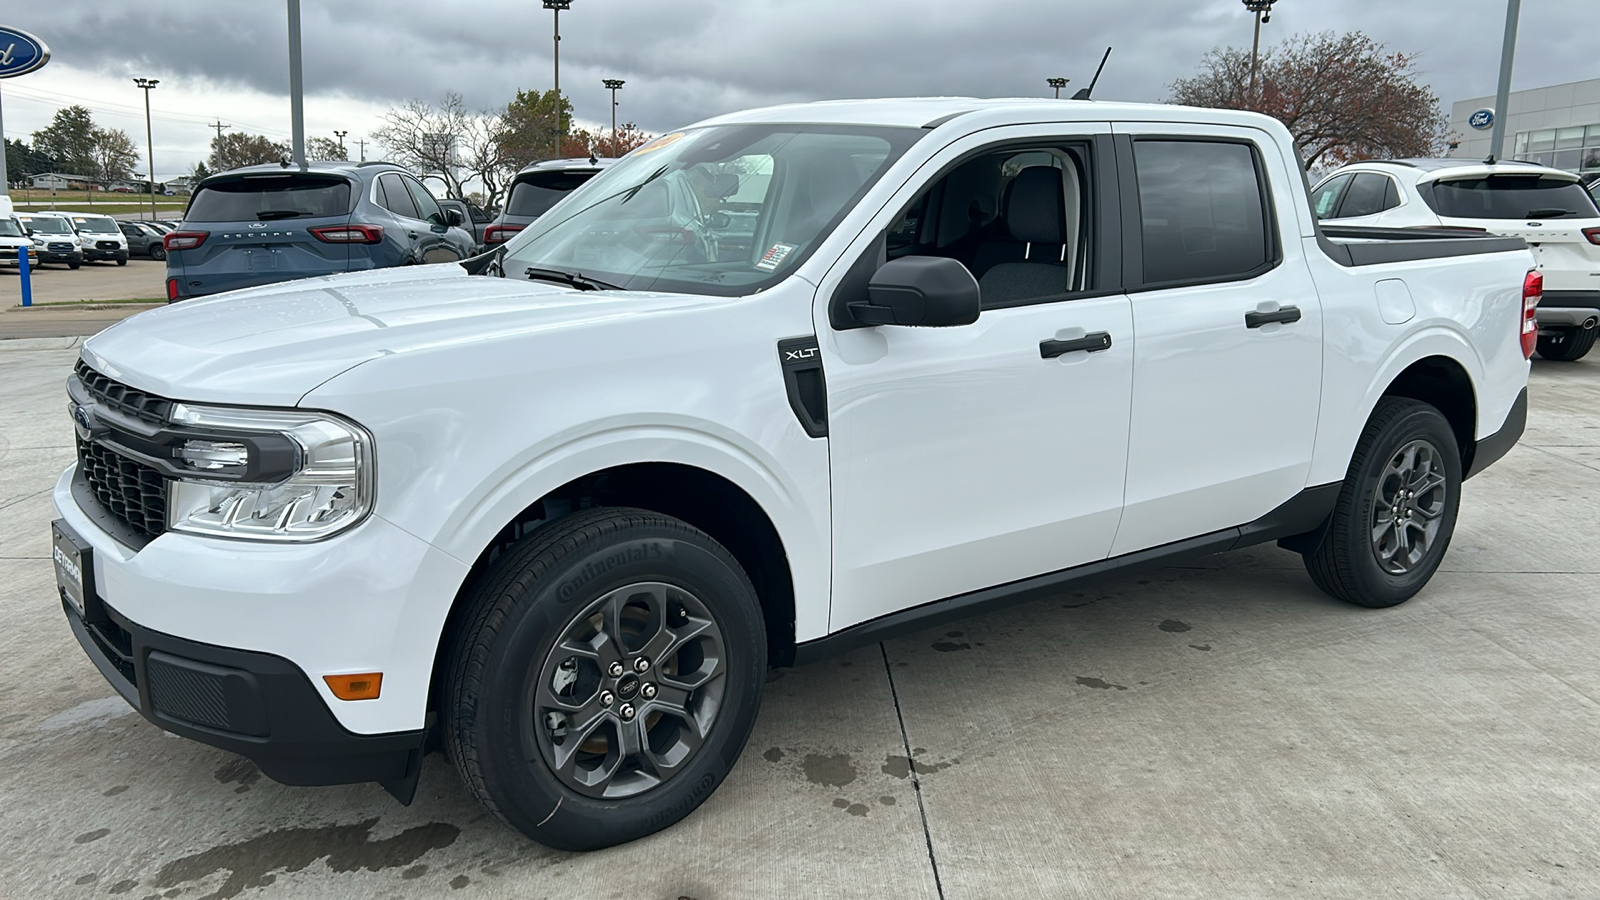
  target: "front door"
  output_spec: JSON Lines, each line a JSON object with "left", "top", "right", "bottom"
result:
{"left": 816, "top": 124, "right": 1134, "bottom": 631}
{"left": 1107, "top": 126, "right": 1324, "bottom": 556}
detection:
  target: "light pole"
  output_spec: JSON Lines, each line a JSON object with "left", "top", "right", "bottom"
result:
{"left": 1242, "top": 0, "right": 1276, "bottom": 105}
{"left": 1047, "top": 77, "right": 1069, "bottom": 99}
{"left": 603, "top": 79, "right": 625, "bottom": 157}
{"left": 544, "top": 0, "right": 572, "bottom": 157}
{"left": 333, "top": 130, "right": 348, "bottom": 160}
{"left": 133, "top": 77, "right": 159, "bottom": 221}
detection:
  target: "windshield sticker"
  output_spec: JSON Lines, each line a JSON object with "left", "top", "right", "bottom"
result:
{"left": 755, "top": 242, "right": 798, "bottom": 272}
{"left": 632, "top": 132, "right": 685, "bottom": 156}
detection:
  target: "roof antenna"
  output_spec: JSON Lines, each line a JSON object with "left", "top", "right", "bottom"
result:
{"left": 1071, "top": 47, "right": 1112, "bottom": 100}
{"left": 1483, "top": 154, "right": 1497, "bottom": 165}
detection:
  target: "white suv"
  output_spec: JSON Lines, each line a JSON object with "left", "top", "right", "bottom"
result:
{"left": 1312, "top": 159, "right": 1600, "bottom": 360}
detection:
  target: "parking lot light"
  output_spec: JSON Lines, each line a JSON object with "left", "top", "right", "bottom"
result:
{"left": 1242, "top": 0, "right": 1276, "bottom": 102}
{"left": 544, "top": 0, "right": 573, "bottom": 157}
{"left": 133, "top": 77, "right": 159, "bottom": 221}
{"left": 604, "top": 79, "right": 625, "bottom": 157}
{"left": 1047, "top": 77, "right": 1069, "bottom": 99}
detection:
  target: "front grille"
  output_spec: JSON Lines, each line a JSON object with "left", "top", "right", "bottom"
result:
{"left": 96, "top": 240, "right": 121, "bottom": 250}
{"left": 47, "top": 242, "right": 74, "bottom": 252}
{"left": 78, "top": 436, "right": 168, "bottom": 541}
{"left": 75, "top": 360, "right": 173, "bottom": 426}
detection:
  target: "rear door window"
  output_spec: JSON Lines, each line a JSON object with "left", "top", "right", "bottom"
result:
{"left": 506, "top": 170, "right": 600, "bottom": 217}
{"left": 1311, "top": 174, "right": 1352, "bottom": 220}
{"left": 377, "top": 174, "right": 420, "bottom": 220}
{"left": 186, "top": 174, "right": 352, "bottom": 222}
{"left": 1337, "top": 173, "right": 1396, "bottom": 218}
{"left": 1425, "top": 175, "right": 1600, "bottom": 219}
{"left": 402, "top": 177, "right": 444, "bottom": 225}
{"left": 1133, "top": 139, "right": 1273, "bottom": 285}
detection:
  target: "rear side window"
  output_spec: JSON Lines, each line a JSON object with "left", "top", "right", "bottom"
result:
{"left": 1336, "top": 173, "right": 1399, "bottom": 218}
{"left": 1134, "top": 140, "right": 1272, "bottom": 285}
{"left": 1425, "top": 175, "right": 1600, "bottom": 219}
{"left": 186, "top": 174, "right": 352, "bottom": 222}
{"left": 506, "top": 170, "right": 599, "bottom": 217}
{"left": 402, "top": 177, "right": 444, "bottom": 224}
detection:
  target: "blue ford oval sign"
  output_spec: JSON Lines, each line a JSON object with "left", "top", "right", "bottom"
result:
{"left": 1468, "top": 108, "right": 1495, "bottom": 130}
{"left": 0, "top": 26, "right": 51, "bottom": 79}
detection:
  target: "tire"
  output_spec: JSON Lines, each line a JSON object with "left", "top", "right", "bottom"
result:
{"left": 1536, "top": 325, "right": 1597, "bottom": 362}
{"left": 116, "top": 257, "right": 127, "bottom": 267}
{"left": 1303, "top": 398, "right": 1461, "bottom": 608}
{"left": 443, "top": 507, "right": 766, "bottom": 851}
{"left": 149, "top": 246, "right": 166, "bottom": 261}
{"left": 67, "top": 261, "right": 80, "bottom": 270}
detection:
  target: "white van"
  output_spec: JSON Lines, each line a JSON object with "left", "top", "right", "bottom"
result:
{"left": 35, "top": 210, "right": 129, "bottom": 266}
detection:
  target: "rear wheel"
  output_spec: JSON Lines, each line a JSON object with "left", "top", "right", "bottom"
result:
{"left": 1536, "top": 325, "right": 1597, "bottom": 362}
{"left": 149, "top": 246, "right": 166, "bottom": 261}
{"left": 444, "top": 507, "right": 766, "bottom": 850}
{"left": 1303, "top": 398, "right": 1461, "bottom": 608}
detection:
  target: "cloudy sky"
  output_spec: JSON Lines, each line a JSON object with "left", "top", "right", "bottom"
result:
{"left": 1, "top": 0, "right": 1594, "bottom": 182}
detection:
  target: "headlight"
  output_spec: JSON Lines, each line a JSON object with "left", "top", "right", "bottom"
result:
{"left": 165, "top": 404, "right": 374, "bottom": 542}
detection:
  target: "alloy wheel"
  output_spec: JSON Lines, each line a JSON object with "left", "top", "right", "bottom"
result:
{"left": 1369, "top": 439, "right": 1449, "bottom": 575}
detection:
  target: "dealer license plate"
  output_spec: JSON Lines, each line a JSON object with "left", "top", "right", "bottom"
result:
{"left": 51, "top": 520, "right": 92, "bottom": 617}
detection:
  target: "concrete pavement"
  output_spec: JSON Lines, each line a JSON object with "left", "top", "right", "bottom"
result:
{"left": 1, "top": 343, "right": 1597, "bottom": 899}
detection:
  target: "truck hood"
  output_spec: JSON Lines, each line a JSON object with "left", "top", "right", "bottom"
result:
{"left": 82, "top": 265, "right": 726, "bottom": 406}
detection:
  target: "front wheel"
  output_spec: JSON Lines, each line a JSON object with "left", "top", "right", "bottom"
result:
{"left": 149, "top": 246, "right": 166, "bottom": 261}
{"left": 1303, "top": 398, "right": 1461, "bottom": 608}
{"left": 1536, "top": 325, "right": 1597, "bottom": 362}
{"left": 116, "top": 257, "right": 128, "bottom": 267}
{"left": 444, "top": 508, "right": 766, "bottom": 850}
{"left": 67, "top": 261, "right": 81, "bottom": 270}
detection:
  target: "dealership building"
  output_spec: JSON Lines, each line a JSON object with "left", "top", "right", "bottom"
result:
{"left": 1447, "top": 76, "right": 1600, "bottom": 174}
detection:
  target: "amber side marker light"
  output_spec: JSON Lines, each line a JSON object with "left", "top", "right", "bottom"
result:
{"left": 324, "top": 673, "right": 383, "bottom": 701}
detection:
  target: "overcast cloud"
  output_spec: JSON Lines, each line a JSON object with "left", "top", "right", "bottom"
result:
{"left": 2, "top": 1, "right": 1595, "bottom": 181}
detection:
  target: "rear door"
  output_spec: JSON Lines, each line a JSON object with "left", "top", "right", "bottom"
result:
{"left": 173, "top": 173, "right": 355, "bottom": 295}
{"left": 1107, "top": 125, "right": 1323, "bottom": 556}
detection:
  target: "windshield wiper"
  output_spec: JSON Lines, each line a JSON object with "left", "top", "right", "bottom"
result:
{"left": 255, "top": 209, "right": 306, "bottom": 221}
{"left": 524, "top": 267, "right": 620, "bottom": 291}
{"left": 620, "top": 166, "right": 668, "bottom": 204}
{"left": 1524, "top": 207, "right": 1574, "bottom": 218}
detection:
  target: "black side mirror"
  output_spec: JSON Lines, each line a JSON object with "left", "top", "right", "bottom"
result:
{"left": 848, "top": 256, "right": 981, "bottom": 327}
{"left": 444, "top": 208, "right": 464, "bottom": 227}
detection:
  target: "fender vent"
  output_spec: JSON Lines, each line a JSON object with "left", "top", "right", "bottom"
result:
{"left": 777, "top": 337, "right": 828, "bottom": 438}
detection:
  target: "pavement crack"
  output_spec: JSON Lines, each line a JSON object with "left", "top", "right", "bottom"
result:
{"left": 879, "top": 643, "right": 945, "bottom": 900}
{"left": 1523, "top": 444, "right": 1600, "bottom": 475}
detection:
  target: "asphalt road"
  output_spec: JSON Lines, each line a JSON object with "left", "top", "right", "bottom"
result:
{"left": 1, "top": 259, "right": 165, "bottom": 340}
{"left": 1, "top": 345, "right": 1597, "bottom": 899}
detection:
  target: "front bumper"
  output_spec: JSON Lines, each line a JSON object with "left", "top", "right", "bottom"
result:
{"left": 83, "top": 246, "right": 128, "bottom": 262}
{"left": 52, "top": 464, "right": 470, "bottom": 795}
{"left": 35, "top": 248, "right": 83, "bottom": 264}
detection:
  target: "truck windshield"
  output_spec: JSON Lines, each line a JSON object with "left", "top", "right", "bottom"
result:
{"left": 0, "top": 219, "right": 23, "bottom": 237}
{"left": 500, "top": 124, "right": 924, "bottom": 296}
{"left": 70, "top": 215, "right": 120, "bottom": 234}
{"left": 21, "top": 217, "right": 71, "bottom": 234}
{"left": 1426, "top": 175, "right": 1600, "bottom": 219}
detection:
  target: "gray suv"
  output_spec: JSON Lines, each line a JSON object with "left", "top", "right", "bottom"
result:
{"left": 164, "top": 161, "right": 477, "bottom": 300}
{"left": 484, "top": 157, "right": 615, "bottom": 246}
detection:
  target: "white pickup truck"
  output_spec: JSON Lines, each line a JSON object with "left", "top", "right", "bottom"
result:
{"left": 52, "top": 99, "right": 1535, "bottom": 851}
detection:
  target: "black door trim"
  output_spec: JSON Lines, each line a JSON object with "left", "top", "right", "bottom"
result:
{"left": 792, "top": 481, "right": 1340, "bottom": 665}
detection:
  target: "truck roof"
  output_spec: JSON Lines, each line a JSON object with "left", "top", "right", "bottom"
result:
{"left": 692, "top": 97, "right": 1288, "bottom": 134}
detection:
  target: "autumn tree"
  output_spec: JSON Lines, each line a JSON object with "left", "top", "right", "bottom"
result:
{"left": 306, "top": 136, "right": 348, "bottom": 161}
{"left": 210, "top": 132, "right": 291, "bottom": 171}
{"left": 90, "top": 127, "right": 140, "bottom": 180}
{"left": 31, "top": 105, "right": 97, "bottom": 176}
{"left": 500, "top": 88, "right": 576, "bottom": 168}
{"left": 374, "top": 93, "right": 511, "bottom": 207}
{"left": 1168, "top": 31, "right": 1449, "bottom": 167}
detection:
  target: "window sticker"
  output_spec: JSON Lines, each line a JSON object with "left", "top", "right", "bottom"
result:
{"left": 754, "top": 242, "right": 798, "bottom": 271}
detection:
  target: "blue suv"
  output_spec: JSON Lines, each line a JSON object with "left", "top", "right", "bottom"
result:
{"left": 164, "top": 161, "right": 476, "bottom": 300}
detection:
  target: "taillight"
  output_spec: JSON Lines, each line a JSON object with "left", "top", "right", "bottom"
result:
{"left": 484, "top": 224, "right": 523, "bottom": 244}
{"left": 1521, "top": 269, "right": 1542, "bottom": 359}
{"left": 1582, "top": 227, "right": 1600, "bottom": 246}
{"left": 163, "top": 231, "right": 208, "bottom": 252}
{"left": 166, "top": 277, "right": 180, "bottom": 302}
{"left": 309, "top": 224, "right": 384, "bottom": 244}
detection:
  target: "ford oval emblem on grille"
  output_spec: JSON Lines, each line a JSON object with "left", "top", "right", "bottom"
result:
{"left": 71, "top": 403, "right": 96, "bottom": 441}
{"left": 248, "top": 223, "right": 268, "bottom": 228}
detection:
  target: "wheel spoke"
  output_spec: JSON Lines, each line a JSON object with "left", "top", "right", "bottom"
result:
{"left": 639, "top": 613, "right": 713, "bottom": 670}
{"left": 637, "top": 709, "right": 707, "bottom": 781}
{"left": 548, "top": 707, "right": 614, "bottom": 781}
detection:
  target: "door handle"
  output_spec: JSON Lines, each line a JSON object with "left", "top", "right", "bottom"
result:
{"left": 1245, "top": 306, "right": 1302, "bottom": 328}
{"left": 1040, "top": 331, "right": 1112, "bottom": 358}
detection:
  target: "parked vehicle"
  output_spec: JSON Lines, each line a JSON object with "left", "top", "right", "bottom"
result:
{"left": 483, "top": 157, "right": 613, "bottom": 246}
{"left": 54, "top": 99, "right": 1533, "bottom": 853}
{"left": 119, "top": 221, "right": 166, "bottom": 260}
{"left": 41, "top": 211, "right": 130, "bottom": 266}
{"left": 144, "top": 221, "right": 176, "bottom": 235}
{"left": 0, "top": 215, "right": 36, "bottom": 268}
{"left": 14, "top": 212, "right": 82, "bottom": 268}
{"left": 163, "top": 161, "right": 477, "bottom": 300}
{"left": 1313, "top": 158, "right": 1600, "bottom": 360}
{"left": 436, "top": 198, "right": 492, "bottom": 251}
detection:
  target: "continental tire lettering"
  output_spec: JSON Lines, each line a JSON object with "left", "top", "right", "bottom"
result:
{"left": 639, "top": 772, "right": 720, "bottom": 831}
{"left": 557, "top": 542, "right": 669, "bottom": 601}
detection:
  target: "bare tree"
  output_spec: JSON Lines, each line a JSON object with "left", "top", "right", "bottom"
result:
{"left": 90, "top": 127, "right": 140, "bottom": 181}
{"left": 373, "top": 93, "right": 513, "bottom": 210}
{"left": 1168, "top": 31, "right": 1449, "bottom": 168}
